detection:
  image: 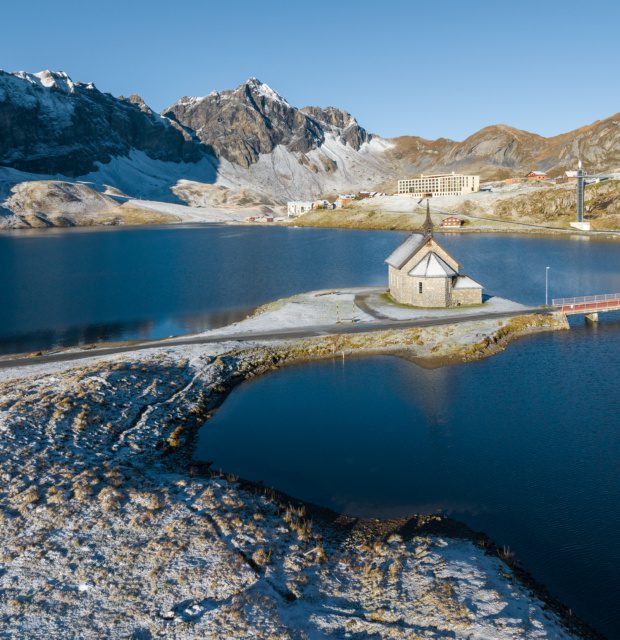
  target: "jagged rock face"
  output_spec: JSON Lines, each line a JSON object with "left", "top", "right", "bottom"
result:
{"left": 301, "top": 106, "right": 370, "bottom": 150}
{"left": 549, "top": 114, "right": 620, "bottom": 172}
{"left": 1, "top": 68, "right": 618, "bottom": 196}
{"left": 163, "top": 78, "right": 371, "bottom": 168}
{"left": 0, "top": 70, "right": 209, "bottom": 176}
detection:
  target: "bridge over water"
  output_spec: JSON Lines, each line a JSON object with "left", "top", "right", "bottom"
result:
{"left": 553, "top": 293, "right": 620, "bottom": 322}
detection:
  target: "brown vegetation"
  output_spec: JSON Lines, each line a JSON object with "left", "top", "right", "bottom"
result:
{"left": 492, "top": 180, "right": 620, "bottom": 229}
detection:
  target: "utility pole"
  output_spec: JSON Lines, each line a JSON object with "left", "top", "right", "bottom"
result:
{"left": 571, "top": 160, "right": 590, "bottom": 231}
{"left": 576, "top": 160, "right": 586, "bottom": 224}
{"left": 545, "top": 266, "right": 550, "bottom": 306}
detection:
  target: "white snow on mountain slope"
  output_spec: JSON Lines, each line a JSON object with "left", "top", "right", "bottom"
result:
{"left": 34, "top": 70, "right": 76, "bottom": 92}
{"left": 0, "top": 70, "right": 77, "bottom": 128}
{"left": 1, "top": 70, "right": 397, "bottom": 208}
{"left": 2, "top": 130, "right": 395, "bottom": 211}
{"left": 76, "top": 151, "right": 220, "bottom": 201}
{"left": 245, "top": 76, "right": 291, "bottom": 105}
{"left": 174, "top": 95, "right": 210, "bottom": 107}
{"left": 12, "top": 69, "right": 78, "bottom": 93}
{"left": 215, "top": 135, "right": 395, "bottom": 201}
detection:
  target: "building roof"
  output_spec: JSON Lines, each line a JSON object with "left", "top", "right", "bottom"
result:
{"left": 453, "top": 275, "right": 483, "bottom": 289}
{"left": 409, "top": 252, "right": 458, "bottom": 278}
{"left": 385, "top": 234, "right": 425, "bottom": 269}
{"left": 527, "top": 170, "right": 547, "bottom": 176}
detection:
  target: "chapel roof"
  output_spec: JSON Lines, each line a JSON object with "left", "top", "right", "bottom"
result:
{"left": 453, "top": 275, "right": 483, "bottom": 289}
{"left": 408, "top": 252, "right": 458, "bottom": 278}
{"left": 385, "top": 234, "right": 425, "bottom": 269}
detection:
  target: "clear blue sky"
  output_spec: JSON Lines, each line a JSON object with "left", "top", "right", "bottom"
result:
{"left": 2, "top": 0, "right": 619, "bottom": 140}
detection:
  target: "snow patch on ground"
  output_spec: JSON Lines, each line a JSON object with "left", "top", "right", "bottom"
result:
{"left": 201, "top": 288, "right": 532, "bottom": 338}
{"left": 126, "top": 198, "right": 253, "bottom": 223}
{"left": 204, "top": 289, "right": 376, "bottom": 337}
{"left": 362, "top": 291, "right": 530, "bottom": 320}
{"left": 77, "top": 150, "right": 220, "bottom": 202}
{"left": 0, "top": 325, "right": 582, "bottom": 639}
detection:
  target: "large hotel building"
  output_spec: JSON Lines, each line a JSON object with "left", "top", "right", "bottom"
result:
{"left": 397, "top": 173, "right": 480, "bottom": 197}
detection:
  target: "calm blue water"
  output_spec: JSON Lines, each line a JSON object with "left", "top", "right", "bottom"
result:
{"left": 2, "top": 224, "right": 620, "bottom": 634}
{"left": 1, "top": 224, "right": 618, "bottom": 353}
{"left": 196, "top": 321, "right": 620, "bottom": 637}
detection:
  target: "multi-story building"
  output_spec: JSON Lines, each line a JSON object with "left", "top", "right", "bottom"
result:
{"left": 397, "top": 173, "right": 480, "bottom": 197}
{"left": 287, "top": 201, "right": 314, "bottom": 217}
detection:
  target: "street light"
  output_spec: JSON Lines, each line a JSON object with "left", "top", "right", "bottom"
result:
{"left": 545, "top": 266, "right": 550, "bottom": 306}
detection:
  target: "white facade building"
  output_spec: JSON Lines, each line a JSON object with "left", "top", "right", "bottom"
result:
{"left": 397, "top": 173, "right": 480, "bottom": 197}
{"left": 287, "top": 201, "right": 314, "bottom": 217}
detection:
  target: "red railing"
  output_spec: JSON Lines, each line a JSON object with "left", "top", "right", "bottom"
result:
{"left": 552, "top": 293, "right": 620, "bottom": 314}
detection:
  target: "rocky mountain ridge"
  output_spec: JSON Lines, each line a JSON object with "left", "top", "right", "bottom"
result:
{"left": 391, "top": 116, "right": 620, "bottom": 179}
{"left": 1, "top": 69, "right": 619, "bottom": 208}
{"left": 162, "top": 77, "right": 371, "bottom": 168}
{"left": 0, "top": 70, "right": 208, "bottom": 176}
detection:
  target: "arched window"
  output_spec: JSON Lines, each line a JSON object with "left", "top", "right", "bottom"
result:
{"left": 418, "top": 282, "right": 423, "bottom": 294}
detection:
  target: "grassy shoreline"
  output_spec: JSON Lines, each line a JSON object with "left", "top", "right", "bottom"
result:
{"left": 178, "top": 314, "right": 596, "bottom": 639}
{"left": 1, "top": 312, "right": 600, "bottom": 638}
{"left": 287, "top": 207, "right": 620, "bottom": 238}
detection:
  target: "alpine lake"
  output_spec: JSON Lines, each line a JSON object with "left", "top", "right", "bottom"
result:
{"left": 2, "top": 224, "right": 620, "bottom": 637}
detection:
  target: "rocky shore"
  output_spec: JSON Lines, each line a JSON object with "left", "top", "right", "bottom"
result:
{"left": 0, "top": 312, "right": 596, "bottom": 639}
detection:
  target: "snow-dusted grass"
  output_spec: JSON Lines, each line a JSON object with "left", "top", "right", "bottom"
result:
{"left": 200, "top": 287, "right": 532, "bottom": 339}
{"left": 365, "top": 291, "right": 531, "bottom": 320}
{"left": 349, "top": 178, "right": 620, "bottom": 234}
{"left": 203, "top": 288, "right": 376, "bottom": 337}
{"left": 0, "top": 316, "right": 581, "bottom": 639}
{"left": 355, "top": 182, "right": 564, "bottom": 218}
{"left": 126, "top": 198, "right": 251, "bottom": 223}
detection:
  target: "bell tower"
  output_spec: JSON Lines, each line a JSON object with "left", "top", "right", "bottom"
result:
{"left": 421, "top": 199, "right": 434, "bottom": 239}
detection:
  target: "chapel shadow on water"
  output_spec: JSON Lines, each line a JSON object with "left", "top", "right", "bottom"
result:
{"left": 388, "top": 355, "right": 455, "bottom": 428}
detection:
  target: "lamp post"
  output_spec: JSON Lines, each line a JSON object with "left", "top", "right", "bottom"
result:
{"left": 545, "top": 266, "right": 550, "bottom": 306}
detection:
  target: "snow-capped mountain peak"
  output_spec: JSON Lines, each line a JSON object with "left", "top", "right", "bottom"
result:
{"left": 244, "top": 77, "right": 290, "bottom": 106}
{"left": 11, "top": 69, "right": 78, "bottom": 94}
{"left": 0, "top": 69, "right": 206, "bottom": 176}
{"left": 163, "top": 78, "right": 372, "bottom": 170}
{"left": 34, "top": 70, "right": 76, "bottom": 93}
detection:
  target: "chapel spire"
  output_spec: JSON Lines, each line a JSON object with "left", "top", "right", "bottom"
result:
{"left": 422, "top": 199, "right": 434, "bottom": 239}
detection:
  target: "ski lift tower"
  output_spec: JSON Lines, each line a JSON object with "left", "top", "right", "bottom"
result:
{"left": 570, "top": 160, "right": 591, "bottom": 231}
